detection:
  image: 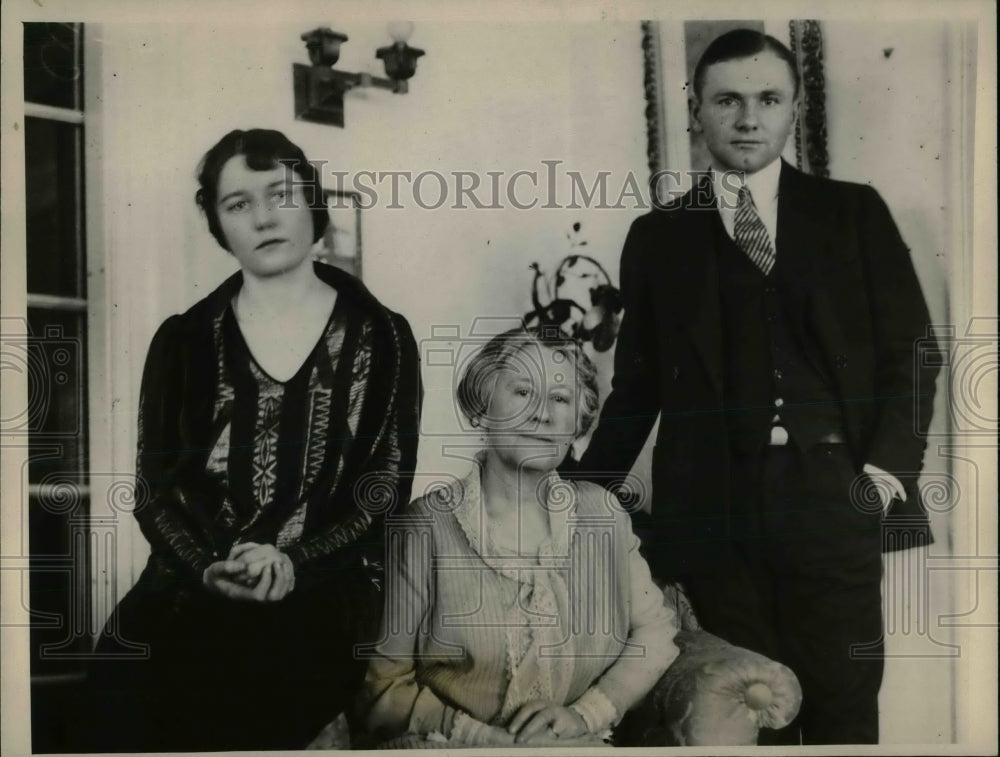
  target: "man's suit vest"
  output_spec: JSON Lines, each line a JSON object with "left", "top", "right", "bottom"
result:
{"left": 711, "top": 212, "right": 845, "bottom": 456}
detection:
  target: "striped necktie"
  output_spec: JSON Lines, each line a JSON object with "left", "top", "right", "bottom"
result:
{"left": 734, "top": 186, "right": 775, "bottom": 275}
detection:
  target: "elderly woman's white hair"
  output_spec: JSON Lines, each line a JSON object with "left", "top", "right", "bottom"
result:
{"left": 456, "top": 325, "right": 600, "bottom": 437}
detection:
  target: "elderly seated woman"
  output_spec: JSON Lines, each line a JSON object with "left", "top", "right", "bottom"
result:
{"left": 361, "top": 326, "right": 679, "bottom": 748}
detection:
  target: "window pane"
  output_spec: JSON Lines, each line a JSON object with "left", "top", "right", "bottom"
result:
{"left": 29, "top": 492, "right": 90, "bottom": 679}
{"left": 25, "top": 117, "right": 84, "bottom": 298}
{"left": 26, "top": 308, "right": 88, "bottom": 484}
{"left": 23, "top": 22, "right": 82, "bottom": 110}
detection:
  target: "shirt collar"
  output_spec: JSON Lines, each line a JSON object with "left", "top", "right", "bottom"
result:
{"left": 711, "top": 158, "right": 782, "bottom": 213}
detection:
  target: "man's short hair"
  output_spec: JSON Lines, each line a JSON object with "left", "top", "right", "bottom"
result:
{"left": 692, "top": 29, "right": 800, "bottom": 100}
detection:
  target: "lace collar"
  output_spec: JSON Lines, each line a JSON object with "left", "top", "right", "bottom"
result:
{"left": 446, "top": 454, "right": 578, "bottom": 576}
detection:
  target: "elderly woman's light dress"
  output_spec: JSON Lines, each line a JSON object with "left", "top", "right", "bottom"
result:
{"left": 363, "top": 328, "right": 677, "bottom": 748}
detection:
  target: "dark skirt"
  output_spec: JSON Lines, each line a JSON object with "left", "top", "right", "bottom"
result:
{"left": 86, "top": 558, "right": 381, "bottom": 752}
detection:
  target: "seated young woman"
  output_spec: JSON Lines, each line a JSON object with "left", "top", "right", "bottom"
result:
{"left": 87, "top": 129, "right": 421, "bottom": 752}
{"left": 362, "top": 326, "right": 678, "bottom": 747}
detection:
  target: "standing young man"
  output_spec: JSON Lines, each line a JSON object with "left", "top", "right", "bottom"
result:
{"left": 579, "top": 29, "right": 940, "bottom": 743}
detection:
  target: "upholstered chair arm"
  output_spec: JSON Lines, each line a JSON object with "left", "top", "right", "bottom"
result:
{"left": 616, "top": 628, "right": 802, "bottom": 746}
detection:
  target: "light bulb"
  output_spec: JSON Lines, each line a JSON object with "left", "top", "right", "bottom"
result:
{"left": 386, "top": 21, "right": 414, "bottom": 44}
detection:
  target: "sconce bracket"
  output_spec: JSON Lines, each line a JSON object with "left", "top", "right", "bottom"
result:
{"left": 293, "top": 63, "right": 350, "bottom": 127}
{"left": 293, "top": 63, "right": 407, "bottom": 127}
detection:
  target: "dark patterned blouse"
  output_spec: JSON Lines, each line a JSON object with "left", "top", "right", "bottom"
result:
{"left": 131, "top": 263, "right": 421, "bottom": 594}
{"left": 206, "top": 300, "right": 384, "bottom": 547}
{"left": 92, "top": 263, "right": 421, "bottom": 753}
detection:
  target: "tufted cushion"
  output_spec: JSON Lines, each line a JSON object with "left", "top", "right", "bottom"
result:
{"left": 619, "top": 626, "right": 802, "bottom": 746}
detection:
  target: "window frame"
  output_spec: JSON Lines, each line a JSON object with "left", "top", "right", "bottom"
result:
{"left": 22, "top": 21, "right": 93, "bottom": 685}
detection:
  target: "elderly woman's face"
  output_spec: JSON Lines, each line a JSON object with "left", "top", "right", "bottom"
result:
{"left": 215, "top": 156, "right": 315, "bottom": 278}
{"left": 482, "top": 344, "right": 578, "bottom": 471}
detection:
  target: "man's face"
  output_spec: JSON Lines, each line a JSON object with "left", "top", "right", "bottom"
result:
{"left": 691, "top": 50, "right": 798, "bottom": 174}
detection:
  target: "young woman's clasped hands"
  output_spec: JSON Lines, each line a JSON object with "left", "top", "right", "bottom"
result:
{"left": 202, "top": 543, "right": 296, "bottom": 602}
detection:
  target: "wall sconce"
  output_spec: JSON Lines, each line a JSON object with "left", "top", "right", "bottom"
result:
{"left": 293, "top": 22, "right": 424, "bottom": 128}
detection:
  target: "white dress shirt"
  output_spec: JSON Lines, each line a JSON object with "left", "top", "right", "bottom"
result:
{"left": 711, "top": 157, "right": 781, "bottom": 249}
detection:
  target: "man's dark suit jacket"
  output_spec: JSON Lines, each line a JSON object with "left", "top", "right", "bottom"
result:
{"left": 579, "top": 161, "right": 940, "bottom": 567}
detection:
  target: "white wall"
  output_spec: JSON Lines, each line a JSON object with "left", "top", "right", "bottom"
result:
{"left": 823, "top": 20, "right": 969, "bottom": 745}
